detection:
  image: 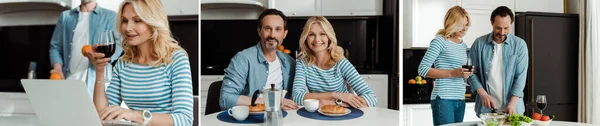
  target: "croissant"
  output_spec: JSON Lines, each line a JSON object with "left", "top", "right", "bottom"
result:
{"left": 249, "top": 104, "right": 265, "bottom": 112}
{"left": 320, "top": 105, "right": 346, "bottom": 114}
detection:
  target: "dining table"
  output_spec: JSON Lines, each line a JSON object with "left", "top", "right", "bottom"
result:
{"left": 440, "top": 121, "right": 599, "bottom": 126}
{"left": 201, "top": 107, "right": 400, "bottom": 126}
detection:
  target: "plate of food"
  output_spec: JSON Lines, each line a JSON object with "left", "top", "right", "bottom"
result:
{"left": 249, "top": 104, "right": 265, "bottom": 115}
{"left": 531, "top": 112, "right": 554, "bottom": 126}
{"left": 318, "top": 105, "right": 351, "bottom": 117}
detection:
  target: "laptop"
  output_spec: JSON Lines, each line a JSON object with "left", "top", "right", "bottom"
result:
{"left": 21, "top": 79, "right": 139, "bottom": 126}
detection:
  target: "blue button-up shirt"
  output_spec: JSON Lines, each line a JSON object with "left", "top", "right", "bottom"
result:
{"left": 49, "top": 5, "right": 122, "bottom": 98}
{"left": 219, "top": 43, "right": 296, "bottom": 110}
{"left": 468, "top": 33, "right": 529, "bottom": 116}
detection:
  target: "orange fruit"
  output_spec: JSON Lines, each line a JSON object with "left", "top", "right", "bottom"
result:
{"left": 49, "top": 73, "right": 62, "bottom": 80}
{"left": 81, "top": 45, "right": 92, "bottom": 56}
{"left": 283, "top": 49, "right": 291, "bottom": 54}
{"left": 278, "top": 45, "right": 285, "bottom": 51}
{"left": 408, "top": 79, "right": 416, "bottom": 84}
{"left": 421, "top": 80, "right": 427, "bottom": 84}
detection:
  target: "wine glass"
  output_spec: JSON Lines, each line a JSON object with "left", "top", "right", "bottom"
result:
{"left": 462, "top": 52, "right": 472, "bottom": 86}
{"left": 536, "top": 95, "right": 547, "bottom": 115}
{"left": 96, "top": 30, "right": 117, "bottom": 83}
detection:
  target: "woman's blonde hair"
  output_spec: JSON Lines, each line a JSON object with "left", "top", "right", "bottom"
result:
{"left": 298, "top": 16, "right": 344, "bottom": 66}
{"left": 116, "top": 0, "right": 186, "bottom": 66}
{"left": 437, "top": 6, "right": 470, "bottom": 38}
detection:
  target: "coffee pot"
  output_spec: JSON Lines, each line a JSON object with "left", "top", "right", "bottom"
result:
{"left": 251, "top": 84, "right": 287, "bottom": 126}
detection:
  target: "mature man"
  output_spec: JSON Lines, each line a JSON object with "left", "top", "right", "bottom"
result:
{"left": 49, "top": 0, "right": 122, "bottom": 98}
{"left": 469, "top": 6, "right": 529, "bottom": 116}
{"left": 219, "top": 9, "right": 298, "bottom": 110}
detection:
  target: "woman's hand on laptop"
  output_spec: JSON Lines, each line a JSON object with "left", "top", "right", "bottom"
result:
{"left": 99, "top": 105, "right": 142, "bottom": 124}
{"left": 87, "top": 51, "right": 111, "bottom": 72}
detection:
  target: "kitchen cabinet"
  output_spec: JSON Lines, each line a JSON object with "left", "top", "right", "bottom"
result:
{"left": 461, "top": 0, "right": 514, "bottom": 11}
{"left": 321, "top": 0, "right": 382, "bottom": 16}
{"left": 77, "top": 0, "right": 199, "bottom": 16}
{"left": 360, "top": 74, "right": 388, "bottom": 108}
{"left": 461, "top": 9, "right": 493, "bottom": 48}
{"left": 403, "top": 0, "right": 563, "bottom": 49}
{"left": 403, "top": 103, "right": 478, "bottom": 126}
{"left": 162, "top": 0, "right": 199, "bottom": 16}
{"left": 271, "top": 0, "right": 382, "bottom": 17}
{"left": 403, "top": 0, "right": 461, "bottom": 49}
{"left": 515, "top": 0, "right": 564, "bottom": 13}
{"left": 271, "top": 0, "right": 321, "bottom": 17}
{"left": 200, "top": 75, "right": 224, "bottom": 115}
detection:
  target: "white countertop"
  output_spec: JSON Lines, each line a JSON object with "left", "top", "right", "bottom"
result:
{"left": 441, "top": 121, "right": 599, "bottom": 126}
{"left": 201, "top": 107, "right": 400, "bottom": 126}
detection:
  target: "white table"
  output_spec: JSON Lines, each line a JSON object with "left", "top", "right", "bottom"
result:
{"left": 201, "top": 107, "right": 400, "bottom": 126}
{"left": 441, "top": 121, "right": 599, "bottom": 126}
{"left": 0, "top": 115, "right": 40, "bottom": 126}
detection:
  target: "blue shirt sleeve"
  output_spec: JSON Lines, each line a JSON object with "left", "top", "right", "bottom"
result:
{"left": 220, "top": 53, "right": 250, "bottom": 110}
{"left": 510, "top": 40, "right": 529, "bottom": 98}
{"left": 469, "top": 39, "right": 485, "bottom": 94}
{"left": 49, "top": 12, "right": 66, "bottom": 67}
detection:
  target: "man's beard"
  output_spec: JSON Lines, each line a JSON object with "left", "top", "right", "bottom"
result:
{"left": 494, "top": 33, "right": 506, "bottom": 41}
{"left": 263, "top": 37, "right": 279, "bottom": 50}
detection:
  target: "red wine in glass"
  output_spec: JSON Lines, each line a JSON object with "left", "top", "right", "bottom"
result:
{"left": 536, "top": 95, "right": 547, "bottom": 115}
{"left": 96, "top": 30, "right": 117, "bottom": 83}
{"left": 96, "top": 43, "right": 115, "bottom": 58}
{"left": 536, "top": 102, "right": 547, "bottom": 110}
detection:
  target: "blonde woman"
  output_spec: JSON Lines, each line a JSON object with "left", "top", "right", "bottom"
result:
{"left": 88, "top": 0, "right": 193, "bottom": 125}
{"left": 417, "top": 6, "right": 472, "bottom": 126}
{"left": 292, "top": 16, "right": 377, "bottom": 108}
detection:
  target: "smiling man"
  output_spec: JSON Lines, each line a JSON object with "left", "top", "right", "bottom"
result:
{"left": 468, "top": 6, "right": 529, "bottom": 116}
{"left": 219, "top": 9, "right": 298, "bottom": 111}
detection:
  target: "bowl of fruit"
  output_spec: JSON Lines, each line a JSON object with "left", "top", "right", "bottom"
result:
{"left": 532, "top": 112, "right": 554, "bottom": 126}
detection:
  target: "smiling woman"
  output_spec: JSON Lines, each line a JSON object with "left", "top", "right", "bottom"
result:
{"left": 89, "top": 0, "right": 193, "bottom": 126}
{"left": 292, "top": 16, "right": 378, "bottom": 109}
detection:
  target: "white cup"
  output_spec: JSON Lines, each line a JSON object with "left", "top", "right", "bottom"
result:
{"left": 227, "top": 106, "right": 249, "bottom": 121}
{"left": 304, "top": 99, "right": 319, "bottom": 112}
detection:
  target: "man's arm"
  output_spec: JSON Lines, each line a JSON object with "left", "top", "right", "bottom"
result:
{"left": 220, "top": 53, "right": 251, "bottom": 110}
{"left": 509, "top": 41, "right": 529, "bottom": 98}
{"left": 468, "top": 41, "right": 485, "bottom": 94}
{"left": 49, "top": 13, "right": 65, "bottom": 69}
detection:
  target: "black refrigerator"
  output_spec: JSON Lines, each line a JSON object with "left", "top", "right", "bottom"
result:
{"left": 515, "top": 12, "right": 579, "bottom": 121}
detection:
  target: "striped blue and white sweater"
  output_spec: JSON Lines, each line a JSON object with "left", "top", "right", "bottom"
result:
{"left": 292, "top": 58, "right": 377, "bottom": 107}
{"left": 418, "top": 35, "right": 468, "bottom": 100}
{"left": 107, "top": 50, "right": 193, "bottom": 126}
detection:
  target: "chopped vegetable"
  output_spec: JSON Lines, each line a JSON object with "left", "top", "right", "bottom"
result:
{"left": 486, "top": 120, "right": 501, "bottom": 126}
{"left": 508, "top": 114, "right": 533, "bottom": 126}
